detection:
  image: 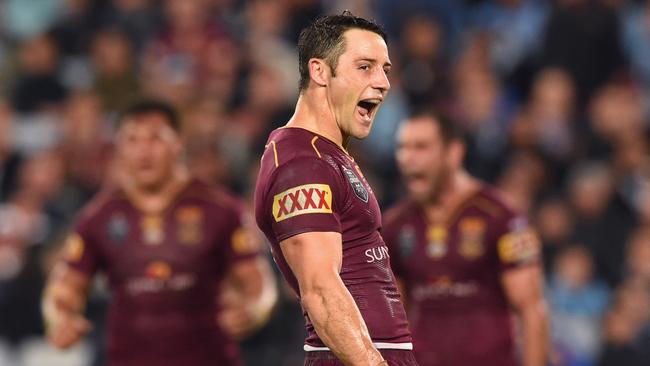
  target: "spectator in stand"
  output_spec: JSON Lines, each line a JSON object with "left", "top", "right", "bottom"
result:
{"left": 546, "top": 245, "right": 610, "bottom": 366}
{"left": 90, "top": 29, "right": 141, "bottom": 113}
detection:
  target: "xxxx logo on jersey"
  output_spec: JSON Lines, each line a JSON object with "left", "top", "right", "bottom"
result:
{"left": 272, "top": 184, "right": 332, "bottom": 222}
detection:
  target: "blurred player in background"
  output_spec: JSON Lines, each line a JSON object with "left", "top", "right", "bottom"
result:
{"left": 42, "top": 100, "right": 277, "bottom": 366}
{"left": 382, "top": 112, "right": 549, "bottom": 366}
{"left": 255, "top": 12, "right": 417, "bottom": 366}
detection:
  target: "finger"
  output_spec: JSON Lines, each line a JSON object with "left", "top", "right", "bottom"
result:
{"left": 50, "top": 327, "right": 80, "bottom": 349}
{"left": 72, "top": 316, "right": 93, "bottom": 333}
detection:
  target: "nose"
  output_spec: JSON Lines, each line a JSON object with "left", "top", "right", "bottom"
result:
{"left": 373, "top": 67, "right": 390, "bottom": 93}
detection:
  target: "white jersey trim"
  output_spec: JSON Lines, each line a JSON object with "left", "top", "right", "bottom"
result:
{"left": 304, "top": 342, "right": 413, "bottom": 352}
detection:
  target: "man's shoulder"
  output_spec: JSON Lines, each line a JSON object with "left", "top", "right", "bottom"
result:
{"left": 181, "top": 179, "right": 244, "bottom": 216}
{"left": 383, "top": 199, "right": 417, "bottom": 228}
{"left": 466, "top": 183, "right": 519, "bottom": 222}
{"left": 74, "top": 186, "right": 127, "bottom": 232}
{"left": 263, "top": 127, "right": 340, "bottom": 169}
{"left": 80, "top": 186, "right": 126, "bottom": 219}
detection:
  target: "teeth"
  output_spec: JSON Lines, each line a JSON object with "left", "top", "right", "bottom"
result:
{"left": 363, "top": 99, "right": 381, "bottom": 105}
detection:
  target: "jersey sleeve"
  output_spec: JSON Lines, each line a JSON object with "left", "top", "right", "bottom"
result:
{"left": 495, "top": 212, "right": 541, "bottom": 272}
{"left": 62, "top": 213, "right": 103, "bottom": 276}
{"left": 264, "top": 157, "right": 343, "bottom": 242}
{"left": 219, "top": 206, "right": 263, "bottom": 265}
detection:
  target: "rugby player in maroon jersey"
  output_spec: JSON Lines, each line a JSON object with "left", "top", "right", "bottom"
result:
{"left": 383, "top": 112, "right": 549, "bottom": 366}
{"left": 42, "top": 100, "right": 277, "bottom": 366}
{"left": 254, "top": 12, "right": 417, "bottom": 366}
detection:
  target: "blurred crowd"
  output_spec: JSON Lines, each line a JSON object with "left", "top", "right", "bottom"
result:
{"left": 1, "top": 0, "right": 650, "bottom": 365}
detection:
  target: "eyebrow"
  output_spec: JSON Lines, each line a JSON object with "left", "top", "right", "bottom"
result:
{"left": 357, "top": 57, "right": 392, "bottom": 67}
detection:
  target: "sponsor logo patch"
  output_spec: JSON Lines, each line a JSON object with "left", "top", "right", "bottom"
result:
{"left": 498, "top": 227, "right": 540, "bottom": 264}
{"left": 272, "top": 184, "right": 332, "bottom": 222}
{"left": 145, "top": 261, "right": 172, "bottom": 279}
{"left": 231, "top": 226, "right": 261, "bottom": 254}
{"left": 64, "top": 233, "right": 84, "bottom": 262}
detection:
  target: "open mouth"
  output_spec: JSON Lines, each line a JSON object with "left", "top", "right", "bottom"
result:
{"left": 356, "top": 99, "right": 381, "bottom": 122}
{"left": 404, "top": 172, "right": 426, "bottom": 183}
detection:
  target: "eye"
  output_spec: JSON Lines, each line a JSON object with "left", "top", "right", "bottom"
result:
{"left": 359, "top": 64, "right": 370, "bottom": 71}
{"left": 384, "top": 67, "right": 391, "bottom": 76}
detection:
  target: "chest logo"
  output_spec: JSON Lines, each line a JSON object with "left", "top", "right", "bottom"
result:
{"left": 141, "top": 215, "right": 164, "bottom": 245}
{"left": 176, "top": 206, "right": 204, "bottom": 245}
{"left": 107, "top": 214, "right": 129, "bottom": 244}
{"left": 458, "top": 218, "right": 486, "bottom": 259}
{"left": 145, "top": 261, "right": 172, "bottom": 279}
{"left": 426, "top": 225, "right": 447, "bottom": 259}
{"left": 272, "top": 183, "right": 332, "bottom": 222}
{"left": 342, "top": 166, "right": 368, "bottom": 203}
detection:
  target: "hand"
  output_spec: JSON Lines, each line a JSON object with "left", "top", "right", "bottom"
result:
{"left": 218, "top": 303, "right": 256, "bottom": 340}
{"left": 217, "top": 285, "right": 267, "bottom": 340}
{"left": 46, "top": 312, "right": 92, "bottom": 349}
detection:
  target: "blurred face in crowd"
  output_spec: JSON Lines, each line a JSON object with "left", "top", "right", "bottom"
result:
{"left": 568, "top": 163, "right": 613, "bottom": 218}
{"left": 165, "top": 0, "right": 208, "bottom": 31}
{"left": 116, "top": 113, "right": 182, "bottom": 191}
{"left": 402, "top": 15, "right": 441, "bottom": 60}
{"left": 396, "top": 116, "right": 462, "bottom": 203}
{"left": 325, "top": 29, "right": 391, "bottom": 140}
{"left": 530, "top": 68, "right": 574, "bottom": 121}
{"left": 554, "top": 246, "right": 594, "bottom": 289}
{"left": 627, "top": 228, "right": 650, "bottom": 279}
{"left": 20, "top": 151, "right": 65, "bottom": 201}
{"left": 92, "top": 31, "right": 133, "bottom": 76}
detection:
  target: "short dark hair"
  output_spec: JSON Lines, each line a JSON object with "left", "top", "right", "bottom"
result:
{"left": 297, "top": 11, "right": 387, "bottom": 92}
{"left": 118, "top": 99, "right": 180, "bottom": 132}
{"left": 407, "top": 109, "right": 464, "bottom": 144}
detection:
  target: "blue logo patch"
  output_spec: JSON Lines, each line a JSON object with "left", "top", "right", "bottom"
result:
{"left": 398, "top": 225, "right": 416, "bottom": 258}
{"left": 108, "top": 214, "right": 129, "bottom": 244}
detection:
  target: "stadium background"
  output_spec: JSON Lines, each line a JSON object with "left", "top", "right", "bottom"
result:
{"left": 0, "top": 0, "right": 649, "bottom": 365}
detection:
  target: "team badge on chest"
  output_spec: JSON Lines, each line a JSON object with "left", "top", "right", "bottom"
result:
{"left": 398, "top": 225, "right": 416, "bottom": 258}
{"left": 426, "top": 225, "right": 447, "bottom": 259}
{"left": 176, "top": 206, "right": 204, "bottom": 245}
{"left": 458, "top": 217, "right": 486, "bottom": 259}
{"left": 107, "top": 214, "right": 129, "bottom": 244}
{"left": 342, "top": 166, "right": 368, "bottom": 203}
{"left": 141, "top": 215, "right": 164, "bottom": 245}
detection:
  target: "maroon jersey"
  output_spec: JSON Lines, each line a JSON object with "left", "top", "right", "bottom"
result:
{"left": 254, "top": 127, "right": 412, "bottom": 352}
{"left": 382, "top": 185, "right": 540, "bottom": 366}
{"left": 62, "top": 179, "right": 260, "bottom": 366}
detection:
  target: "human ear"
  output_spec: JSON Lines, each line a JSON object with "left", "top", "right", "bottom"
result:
{"left": 308, "top": 58, "right": 329, "bottom": 87}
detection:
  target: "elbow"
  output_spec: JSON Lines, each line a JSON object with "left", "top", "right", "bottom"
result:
{"left": 300, "top": 282, "right": 337, "bottom": 320}
{"left": 300, "top": 286, "right": 326, "bottom": 311}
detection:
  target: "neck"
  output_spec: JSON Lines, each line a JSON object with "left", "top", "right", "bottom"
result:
{"left": 423, "top": 170, "right": 479, "bottom": 222}
{"left": 286, "top": 89, "right": 349, "bottom": 149}
{"left": 121, "top": 166, "right": 190, "bottom": 214}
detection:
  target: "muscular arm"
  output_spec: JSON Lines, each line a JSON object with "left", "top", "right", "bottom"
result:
{"left": 281, "top": 231, "right": 385, "bottom": 366}
{"left": 42, "top": 262, "right": 93, "bottom": 349}
{"left": 219, "top": 257, "right": 278, "bottom": 339}
{"left": 502, "top": 264, "right": 549, "bottom": 366}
